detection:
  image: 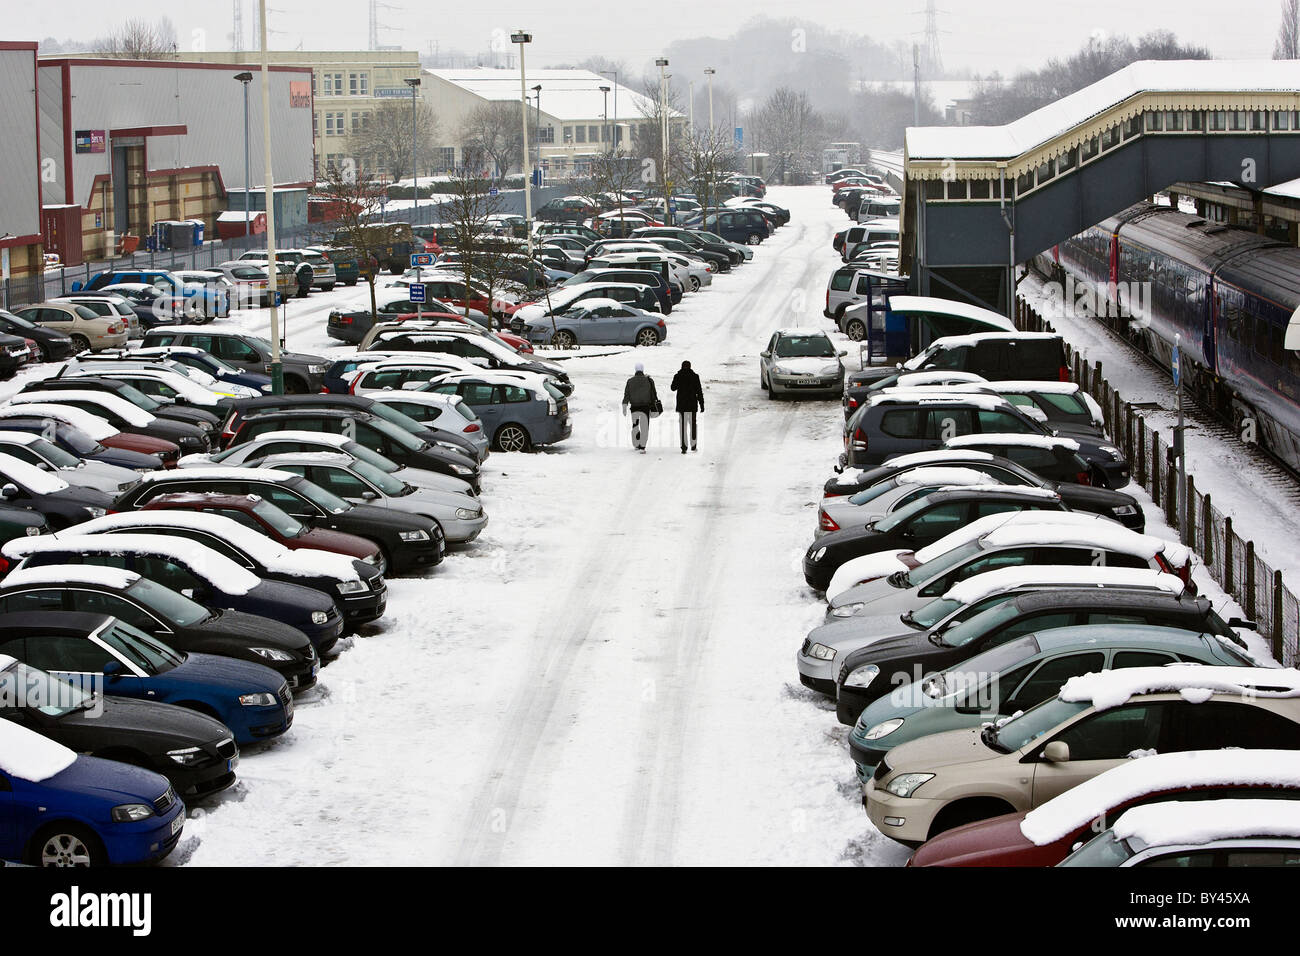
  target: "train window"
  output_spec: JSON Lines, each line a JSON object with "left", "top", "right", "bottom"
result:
{"left": 1165, "top": 111, "right": 1184, "bottom": 131}
{"left": 969, "top": 179, "right": 991, "bottom": 200}
{"left": 1145, "top": 112, "right": 1163, "bottom": 132}
{"left": 1210, "top": 111, "right": 1227, "bottom": 132}
{"left": 1272, "top": 324, "right": 1286, "bottom": 367}
{"left": 1274, "top": 112, "right": 1291, "bottom": 131}
{"left": 1251, "top": 111, "right": 1268, "bottom": 131}
{"left": 1255, "top": 315, "right": 1271, "bottom": 360}
{"left": 1081, "top": 136, "right": 1100, "bottom": 161}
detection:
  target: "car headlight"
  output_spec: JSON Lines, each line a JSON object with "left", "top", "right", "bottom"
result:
{"left": 111, "top": 803, "right": 154, "bottom": 822}
{"left": 308, "top": 364, "right": 327, "bottom": 374}
{"left": 821, "top": 364, "right": 842, "bottom": 376}
{"left": 239, "top": 692, "right": 277, "bottom": 707}
{"left": 844, "top": 664, "right": 880, "bottom": 689}
{"left": 399, "top": 529, "right": 430, "bottom": 542}
{"left": 864, "top": 717, "right": 904, "bottom": 740}
{"left": 250, "top": 646, "right": 295, "bottom": 662}
{"left": 1100, "top": 445, "right": 1122, "bottom": 460}
{"left": 166, "top": 746, "right": 205, "bottom": 766}
{"left": 337, "top": 579, "right": 368, "bottom": 594}
{"left": 810, "top": 547, "right": 827, "bottom": 563}
{"left": 24, "top": 525, "right": 41, "bottom": 536}
{"left": 310, "top": 610, "right": 328, "bottom": 625}
{"left": 85, "top": 507, "right": 107, "bottom": 519}
{"left": 451, "top": 464, "right": 473, "bottom": 476}
{"left": 807, "top": 642, "right": 835, "bottom": 661}
{"left": 772, "top": 365, "right": 793, "bottom": 375}
{"left": 360, "top": 553, "right": 379, "bottom": 565}
{"left": 1112, "top": 504, "right": 1138, "bottom": 516}
{"left": 260, "top": 383, "right": 273, "bottom": 392}
{"left": 883, "top": 772, "right": 935, "bottom": 798}
{"left": 831, "top": 602, "right": 864, "bottom": 618}
{"left": 455, "top": 507, "right": 481, "bottom": 520}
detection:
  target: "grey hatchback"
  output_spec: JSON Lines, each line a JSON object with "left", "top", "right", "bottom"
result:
{"left": 423, "top": 372, "right": 571, "bottom": 452}
{"left": 759, "top": 328, "right": 847, "bottom": 399}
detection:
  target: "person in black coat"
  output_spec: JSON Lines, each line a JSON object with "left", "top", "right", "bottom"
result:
{"left": 670, "top": 360, "right": 704, "bottom": 453}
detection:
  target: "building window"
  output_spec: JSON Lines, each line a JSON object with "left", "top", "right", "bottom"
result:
{"left": 1164, "top": 111, "right": 1184, "bottom": 131}
{"left": 589, "top": 125, "right": 599, "bottom": 142}
{"left": 535, "top": 126, "right": 554, "bottom": 144}
{"left": 1100, "top": 126, "right": 1119, "bottom": 149}
{"left": 968, "top": 179, "right": 991, "bottom": 200}
{"left": 1228, "top": 110, "right": 1248, "bottom": 131}
{"left": 351, "top": 111, "right": 371, "bottom": 133}
{"left": 325, "top": 112, "right": 345, "bottom": 136}
{"left": 1145, "top": 112, "right": 1163, "bottom": 132}
{"left": 1274, "top": 111, "right": 1291, "bottom": 131}
{"left": 349, "top": 72, "right": 369, "bottom": 96}
{"left": 1250, "top": 110, "right": 1268, "bottom": 131}
{"left": 575, "top": 126, "right": 586, "bottom": 143}
{"left": 320, "top": 72, "right": 343, "bottom": 96}
{"left": 432, "top": 146, "right": 454, "bottom": 172}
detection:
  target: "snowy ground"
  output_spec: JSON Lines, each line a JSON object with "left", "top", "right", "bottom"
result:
{"left": 129, "top": 185, "right": 914, "bottom": 866}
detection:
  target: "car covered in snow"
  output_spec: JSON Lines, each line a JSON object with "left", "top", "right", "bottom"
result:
{"left": 816, "top": 467, "right": 1008, "bottom": 536}
{"left": 519, "top": 298, "right": 667, "bottom": 348}
{"left": 422, "top": 371, "right": 571, "bottom": 453}
{"left": 865, "top": 665, "right": 1300, "bottom": 846}
{"left": 0, "top": 452, "right": 114, "bottom": 528}
{"left": 0, "top": 404, "right": 177, "bottom": 469}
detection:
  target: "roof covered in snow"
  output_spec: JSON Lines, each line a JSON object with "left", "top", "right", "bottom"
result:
{"left": 0, "top": 403, "right": 117, "bottom": 441}
{"left": 13, "top": 390, "right": 153, "bottom": 428}
{"left": 893, "top": 467, "right": 992, "bottom": 487}
{"left": 1060, "top": 665, "right": 1300, "bottom": 710}
{"left": 894, "top": 372, "right": 989, "bottom": 388}
{"left": 887, "top": 296, "right": 1016, "bottom": 331}
{"left": 944, "top": 566, "right": 1184, "bottom": 606}
{"left": 0, "top": 703, "right": 77, "bottom": 782}
{"left": 0, "top": 451, "right": 70, "bottom": 495}
{"left": 137, "top": 466, "right": 294, "bottom": 485}
{"left": 426, "top": 67, "right": 671, "bottom": 122}
{"left": 915, "top": 509, "right": 1124, "bottom": 564}
{"left": 1110, "top": 798, "right": 1300, "bottom": 848}
{"left": 2, "top": 563, "right": 140, "bottom": 590}
{"left": 946, "top": 433, "right": 1080, "bottom": 451}
{"left": 1021, "top": 749, "right": 1300, "bottom": 846}
{"left": 981, "top": 521, "right": 1189, "bottom": 565}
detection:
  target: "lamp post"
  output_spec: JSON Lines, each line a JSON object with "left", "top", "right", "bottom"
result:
{"left": 655, "top": 57, "right": 669, "bottom": 223}
{"left": 510, "top": 30, "right": 534, "bottom": 281}
{"left": 599, "top": 85, "right": 610, "bottom": 153}
{"left": 531, "top": 84, "right": 542, "bottom": 176}
{"left": 404, "top": 76, "right": 421, "bottom": 222}
{"left": 600, "top": 70, "right": 618, "bottom": 149}
{"left": 255, "top": 3, "right": 281, "bottom": 393}
{"left": 688, "top": 80, "right": 694, "bottom": 132}
{"left": 234, "top": 72, "right": 253, "bottom": 237}
{"left": 704, "top": 67, "right": 715, "bottom": 132}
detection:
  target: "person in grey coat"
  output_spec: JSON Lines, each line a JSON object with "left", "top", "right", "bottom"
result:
{"left": 621, "top": 363, "right": 659, "bottom": 453}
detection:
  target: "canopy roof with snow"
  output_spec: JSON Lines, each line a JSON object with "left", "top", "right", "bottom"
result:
{"left": 426, "top": 68, "right": 673, "bottom": 122}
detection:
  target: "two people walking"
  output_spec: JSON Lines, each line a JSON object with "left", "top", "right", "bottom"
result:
{"left": 621, "top": 361, "right": 704, "bottom": 454}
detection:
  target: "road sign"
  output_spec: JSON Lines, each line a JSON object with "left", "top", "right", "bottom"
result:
{"left": 1172, "top": 341, "right": 1180, "bottom": 387}
{"left": 410, "top": 253, "right": 434, "bottom": 268}
{"left": 489, "top": 186, "right": 499, "bottom": 197}
{"left": 735, "top": 127, "right": 743, "bottom": 147}
{"left": 409, "top": 283, "right": 427, "bottom": 303}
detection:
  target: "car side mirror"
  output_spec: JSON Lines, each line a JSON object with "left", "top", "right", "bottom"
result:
{"left": 839, "top": 350, "right": 848, "bottom": 357}
{"left": 0, "top": 484, "right": 17, "bottom": 499}
{"left": 102, "top": 660, "right": 123, "bottom": 679}
{"left": 760, "top": 350, "right": 771, "bottom": 358}
{"left": 1042, "top": 741, "right": 1070, "bottom": 763}
{"left": 1228, "top": 617, "right": 1259, "bottom": 631}
{"left": 362, "top": 490, "right": 378, "bottom": 500}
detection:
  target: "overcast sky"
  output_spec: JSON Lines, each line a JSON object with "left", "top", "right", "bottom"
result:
{"left": 28, "top": 1, "right": 1288, "bottom": 76}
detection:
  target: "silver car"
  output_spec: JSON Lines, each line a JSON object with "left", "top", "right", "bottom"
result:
{"left": 0, "top": 430, "right": 140, "bottom": 494}
{"left": 759, "top": 328, "right": 847, "bottom": 399}
{"left": 254, "top": 451, "right": 488, "bottom": 544}
{"left": 816, "top": 467, "right": 1002, "bottom": 537}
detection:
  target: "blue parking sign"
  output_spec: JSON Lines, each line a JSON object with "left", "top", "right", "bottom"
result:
{"left": 410, "top": 252, "right": 434, "bottom": 268}
{"left": 489, "top": 187, "right": 499, "bottom": 197}
{"left": 409, "top": 283, "right": 427, "bottom": 303}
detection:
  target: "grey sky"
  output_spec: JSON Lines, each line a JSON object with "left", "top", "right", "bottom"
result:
{"left": 26, "top": 0, "right": 1287, "bottom": 76}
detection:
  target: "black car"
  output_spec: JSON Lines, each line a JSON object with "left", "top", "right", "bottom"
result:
{"left": 631, "top": 227, "right": 739, "bottom": 268}
{"left": 141, "top": 328, "right": 330, "bottom": 394}
{"left": 7, "top": 534, "right": 346, "bottom": 654}
{"left": 0, "top": 456, "right": 113, "bottom": 529}
{"left": 562, "top": 268, "right": 673, "bottom": 314}
{"left": 363, "top": 330, "right": 574, "bottom": 395}
{"left": 823, "top": 453, "right": 1144, "bottom": 531}
{"left": 0, "top": 502, "right": 49, "bottom": 549}
{"left": 844, "top": 333, "right": 1069, "bottom": 394}
{"left": 226, "top": 407, "right": 481, "bottom": 493}
{"left": 0, "top": 331, "right": 32, "bottom": 378}
{"left": 24, "top": 375, "right": 221, "bottom": 440}
{"left": 0, "top": 564, "right": 319, "bottom": 690}
{"left": 0, "top": 654, "right": 240, "bottom": 798}
{"left": 833, "top": 590, "right": 1249, "bottom": 727}
{"left": 82, "top": 509, "right": 387, "bottom": 630}
{"left": 802, "top": 487, "right": 1070, "bottom": 592}
{"left": 0, "top": 415, "right": 163, "bottom": 472}
{"left": 0, "top": 309, "right": 73, "bottom": 362}
{"left": 112, "top": 469, "right": 444, "bottom": 575}
{"left": 13, "top": 388, "right": 210, "bottom": 455}
{"left": 221, "top": 394, "right": 482, "bottom": 467}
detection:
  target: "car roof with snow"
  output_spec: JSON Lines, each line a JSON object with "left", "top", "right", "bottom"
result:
{"left": 0, "top": 700, "right": 77, "bottom": 781}
{"left": 1108, "top": 799, "right": 1300, "bottom": 850}
{"left": 893, "top": 371, "right": 989, "bottom": 387}
{"left": 0, "top": 430, "right": 39, "bottom": 446}
{"left": 1059, "top": 665, "right": 1300, "bottom": 710}
{"left": 1020, "top": 749, "right": 1300, "bottom": 846}
{"left": 887, "top": 467, "right": 992, "bottom": 487}
{"left": 2, "top": 564, "right": 141, "bottom": 590}
{"left": 3, "top": 533, "right": 261, "bottom": 593}
{"left": 0, "top": 403, "right": 117, "bottom": 441}
{"left": 137, "top": 465, "right": 297, "bottom": 484}
{"left": 946, "top": 433, "right": 1081, "bottom": 451}
{"left": 978, "top": 521, "right": 1186, "bottom": 563}
{"left": 0, "top": 452, "right": 70, "bottom": 494}
{"left": 942, "top": 566, "right": 1186, "bottom": 606}
{"left": 868, "top": 391, "right": 1015, "bottom": 411}
{"left": 910, "top": 509, "right": 1127, "bottom": 565}
{"left": 13, "top": 390, "right": 154, "bottom": 427}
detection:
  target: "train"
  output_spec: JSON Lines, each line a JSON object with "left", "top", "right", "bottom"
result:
{"left": 1039, "top": 202, "right": 1300, "bottom": 472}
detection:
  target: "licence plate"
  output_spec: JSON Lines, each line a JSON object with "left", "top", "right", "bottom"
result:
{"left": 170, "top": 814, "right": 183, "bottom": 836}
{"left": 228, "top": 754, "right": 239, "bottom": 773}
{"left": 311, "top": 660, "right": 320, "bottom": 678}
{"left": 797, "top": 378, "right": 817, "bottom": 385}
{"left": 285, "top": 696, "right": 294, "bottom": 717}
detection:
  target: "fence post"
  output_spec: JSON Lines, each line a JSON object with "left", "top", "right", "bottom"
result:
{"left": 1136, "top": 415, "right": 1146, "bottom": 487}
{"left": 1165, "top": 449, "right": 1177, "bottom": 528}
{"left": 1245, "top": 541, "right": 1257, "bottom": 622}
{"left": 1202, "top": 493, "right": 1213, "bottom": 571}
{"left": 1092, "top": 361, "right": 1103, "bottom": 398}
{"left": 1224, "top": 517, "right": 1235, "bottom": 593}
{"left": 1184, "top": 475, "right": 1196, "bottom": 547}
{"left": 1151, "top": 431, "right": 1161, "bottom": 507}
{"left": 1274, "top": 570, "right": 1285, "bottom": 663}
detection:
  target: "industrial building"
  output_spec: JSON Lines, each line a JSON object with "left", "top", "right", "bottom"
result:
{"left": 0, "top": 42, "right": 43, "bottom": 281}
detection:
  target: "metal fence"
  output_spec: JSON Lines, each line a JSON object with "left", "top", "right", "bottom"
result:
{"left": 1015, "top": 298, "right": 1299, "bottom": 664}
{"left": 2, "top": 184, "right": 576, "bottom": 310}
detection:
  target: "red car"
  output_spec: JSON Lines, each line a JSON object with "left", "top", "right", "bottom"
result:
{"left": 139, "top": 491, "right": 384, "bottom": 567}
{"left": 380, "top": 312, "right": 533, "bottom": 354}
{"left": 909, "top": 749, "right": 1300, "bottom": 867}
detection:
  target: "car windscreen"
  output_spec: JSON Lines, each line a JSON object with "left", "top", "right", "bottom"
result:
{"left": 0, "top": 310, "right": 38, "bottom": 331}
{"left": 847, "top": 478, "right": 901, "bottom": 506}
{"left": 1, "top": 660, "right": 95, "bottom": 717}
{"left": 350, "top": 458, "right": 406, "bottom": 495}
{"left": 905, "top": 540, "right": 982, "bottom": 588}
{"left": 937, "top": 600, "right": 1028, "bottom": 648}
{"left": 874, "top": 494, "right": 941, "bottom": 533}
{"left": 128, "top": 577, "right": 210, "bottom": 627}
{"left": 991, "top": 696, "right": 1091, "bottom": 752}
{"left": 100, "top": 621, "right": 185, "bottom": 675}
{"left": 252, "top": 497, "right": 307, "bottom": 537}
{"left": 288, "top": 475, "right": 352, "bottom": 514}
{"left": 774, "top": 335, "right": 835, "bottom": 359}
{"left": 27, "top": 437, "right": 80, "bottom": 468}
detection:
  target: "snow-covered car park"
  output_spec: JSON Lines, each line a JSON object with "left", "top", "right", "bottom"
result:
{"left": 3, "top": 184, "right": 1300, "bottom": 873}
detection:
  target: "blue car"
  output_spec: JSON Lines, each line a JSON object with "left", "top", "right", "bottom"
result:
{"left": 0, "top": 718, "right": 184, "bottom": 866}
{"left": 0, "top": 611, "right": 292, "bottom": 746}
{"left": 131, "top": 345, "right": 274, "bottom": 394}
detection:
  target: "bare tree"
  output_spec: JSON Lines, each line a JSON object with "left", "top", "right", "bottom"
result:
{"left": 631, "top": 76, "right": 688, "bottom": 201}
{"left": 683, "top": 127, "right": 741, "bottom": 214}
{"left": 346, "top": 99, "right": 440, "bottom": 185}
{"left": 435, "top": 169, "right": 521, "bottom": 324}
{"left": 460, "top": 102, "right": 525, "bottom": 179}
{"left": 93, "top": 17, "right": 178, "bottom": 59}
{"left": 1276, "top": 0, "right": 1300, "bottom": 58}
{"left": 316, "top": 163, "right": 392, "bottom": 325}
{"left": 751, "top": 88, "right": 828, "bottom": 184}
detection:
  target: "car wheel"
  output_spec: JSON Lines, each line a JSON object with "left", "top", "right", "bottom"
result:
{"left": 494, "top": 423, "right": 531, "bottom": 452}
{"left": 689, "top": 276, "right": 701, "bottom": 292}
{"left": 845, "top": 318, "right": 866, "bottom": 341}
{"left": 322, "top": 284, "right": 336, "bottom": 292}
{"left": 746, "top": 233, "right": 761, "bottom": 245}
{"left": 552, "top": 329, "right": 576, "bottom": 349}
{"left": 635, "top": 328, "right": 660, "bottom": 347}
{"left": 32, "top": 825, "right": 103, "bottom": 867}
{"left": 70, "top": 334, "right": 90, "bottom": 353}
{"left": 283, "top": 376, "right": 308, "bottom": 394}
{"left": 345, "top": 279, "right": 358, "bottom": 287}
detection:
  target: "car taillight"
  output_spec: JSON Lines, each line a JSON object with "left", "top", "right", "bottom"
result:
{"left": 349, "top": 375, "right": 363, "bottom": 395}
{"left": 851, "top": 427, "right": 867, "bottom": 452}
{"left": 463, "top": 423, "right": 480, "bottom": 433}
{"left": 1059, "top": 365, "right": 1071, "bottom": 382}
{"left": 1076, "top": 471, "right": 1092, "bottom": 485}
{"left": 657, "top": 319, "right": 666, "bottom": 328}
{"left": 818, "top": 510, "right": 840, "bottom": 533}
{"left": 0, "top": 557, "right": 8, "bottom": 576}
{"left": 847, "top": 397, "right": 858, "bottom": 410}
{"left": 339, "top": 315, "right": 352, "bottom": 324}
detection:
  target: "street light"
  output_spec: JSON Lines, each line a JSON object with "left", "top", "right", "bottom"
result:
{"left": 599, "top": 85, "right": 610, "bottom": 153}
{"left": 531, "top": 84, "right": 542, "bottom": 175}
{"left": 600, "top": 70, "right": 618, "bottom": 148}
{"left": 655, "top": 57, "right": 669, "bottom": 223}
{"left": 704, "top": 67, "right": 715, "bottom": 132}
{"left": 404, "top": 76, "right": 421, "bottom": 222}
{"left": 510, "top": 30, "right": 534, "bottom": 277}
{"left": 234, "top": 72, "right": 253, "bottom": 237}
